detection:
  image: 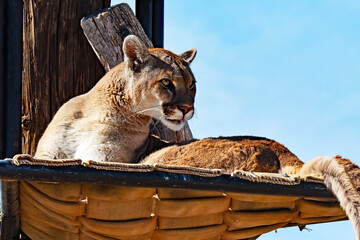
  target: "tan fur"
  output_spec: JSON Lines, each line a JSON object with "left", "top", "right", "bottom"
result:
{"left": 143, "top": 138, "right": 360, "bottom": 238}
{"left": 300, "top": 156, "right": 360, "bottom": 240}
{"left": 143, "top": 136, "right": 303, "bottom": 174}
{"left": 35, "top": 35, "right": 197, "bottom": 162}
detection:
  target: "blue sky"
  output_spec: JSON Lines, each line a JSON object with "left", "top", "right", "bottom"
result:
{"left": 113, "top": 1, "right": 359, "bottom": 239}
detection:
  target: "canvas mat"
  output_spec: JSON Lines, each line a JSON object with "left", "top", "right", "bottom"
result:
{"left": 10, "top": 155, "right": 346, "bottom": 240}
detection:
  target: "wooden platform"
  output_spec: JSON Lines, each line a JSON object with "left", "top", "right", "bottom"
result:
{"left": 0, "top": 155, "right": 347, "bottom": 240}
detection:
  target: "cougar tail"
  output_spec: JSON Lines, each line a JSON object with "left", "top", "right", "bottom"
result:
{"left": 300, "top": 156, "right": 360, "bottom": 240}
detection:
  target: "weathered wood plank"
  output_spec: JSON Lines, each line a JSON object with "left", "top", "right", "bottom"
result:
{"left": 81, "top": 4, "right": 153, "bottom": 71}
{"left": 22, "top": 0, "right": 111, "bottom": 155}
{"left": 1, "top": 0, "right": 22, "bottom": 238}
{"left": 81, "top": 3, "right": 193, "bottom": 142}
{"left": 0, "top": 180, "right": 20, "bottom": 239}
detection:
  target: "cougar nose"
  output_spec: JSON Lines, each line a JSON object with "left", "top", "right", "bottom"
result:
{"left": 179, "top": 106, "right": 194, "bottom": 115}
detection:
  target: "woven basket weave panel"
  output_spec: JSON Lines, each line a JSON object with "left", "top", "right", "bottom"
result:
{"left": 151, "top": 224, "right": 228, "bottom": 240}
{"left": 80, "top": 228, "right": 152, "bottom": 240}
{"left": 296, "top": 199, "right": 346, "bottom": 218}
{"left": 158, "top": 212, "right": 224, "bottom": 230}
{"left": 12, "top": 155, "right": 347, "bottom": 239}
{"left": 224, "top": 209, "right": 297, "bottom": 230}
{"left": 80, "top": 228, "right": 119, "bottom": 240}
{"left": 21, "top": 200, "right": 79, "bottom": 232}
{"left": 304, "top": 197, "right": 339, "bottom": 202}
{"left": 231, "top": 199, "right": 296, "bottom": 211}
{"left": 227, "top": 192, "right": 300, "bottom": 202}
{"left": 155, "top": 196, "right": 230, "bottom": 217}
{"left": 21, "top": 215, "right": 80, "bottom": 239}
{"left": 80, "top": 217, "right": 157, "bottom": 238}
{"left": 20, "top": 181, "right": 86, "bottom": 216}
{"left": 86, "top": 197, "right": 154, "bottom": 221}
{"left": 82, "top": 184, "right": 156, "bottom": 201}
{"left": 20, "top": 190, "right": 79, "bottom": 224}
{"left": 157, "top": 188, "right": 224, "bottom": 199}
{"left": 19, "top": 181, "right": 346, "bottom": 240}
{"left": 27, "top": 181, "right": 82, "bottom": 202}
{"left": 222, "top": 222, "right": 288, "bottom": 240}
{"left": 21, "top": 222, "right": 73, "bottom": 240}
{"left": 291, "top": 215, "right": 346, "bottom": 225}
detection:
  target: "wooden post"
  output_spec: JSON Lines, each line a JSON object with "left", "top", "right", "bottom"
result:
{"left": 136, "top": 0, "right": 164, "bottom": 48}
{"left": 0, "top": 0, "right": 22, "bottom": 238}
{"left": 81, "top": 3, "right": 193, "bottom": 143}
{"left": 22, "top": 0, "right": 111, "bottom": 156}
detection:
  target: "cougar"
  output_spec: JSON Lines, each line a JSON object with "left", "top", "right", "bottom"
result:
{"left": 35, "top": 35, "right": 197, "bottom": 163}
{"left": 143, "top": 136, "right": 360, "bottom": 239}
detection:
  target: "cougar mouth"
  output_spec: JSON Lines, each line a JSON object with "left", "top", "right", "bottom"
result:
{"left": 161, "top": 117, "right": 186, "bottom": 131}
{"left": 165, "top": 118, "right": 185, "bottom": 124}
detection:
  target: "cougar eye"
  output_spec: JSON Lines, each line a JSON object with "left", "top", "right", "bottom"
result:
{"left": 160, "top": 78, "right": 175, "bottom": 91}
{"left": 189, "top": 81, "right": 195, "bottom": 90}
{"left": 160, "top": 78, "right": 171, "bottom": 86}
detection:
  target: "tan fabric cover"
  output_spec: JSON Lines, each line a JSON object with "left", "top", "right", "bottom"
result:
{"left": 81, "top": 217, "right": 157, "bottom": 237}
{"left": 82, "top": 184, "right": 155, "bottom": 201}
{"left": 80, "top": 227, "right": 152, "bottom": 240}
{"left": 297, "top": 199, "right": 346, "bottom": 218}
{"left": 155, "top": 196, "right": 230, "bottom": 217}
{"left": 304, "top": 197, "right": 339, "bottom": 202}
{"left": 28, "top": 181, "right": 81, "bottom": 202}
{"left": 231, "top": 199, "right": 296, "bottom": 211}
{"left": 227, "top": 192, "right": 299, "bottom": 202}
{"left": 21, "top": 222, "right": 66, "bottom": 240}
{"left": 20, "top": 180, "right": 347, "bottom": 240}
{"left": 80, "top": 228, "right": 119, "bottom": 240}
{"left": 86, "top": 197, "right": 153, "bottom": 220}
{"left": 21, "top": 200, "right": 80, "bottom": 233}
{"left": 157, "top": 188, "right": 223, "bottom": 199}
{"left": 151, "top": 224, "right": 227, "bottom": 240}
{"left": 292, "top": 215, "right": 347, "bottom": 225}
{"left": 20, "top": 182, "right": 83, "bottom": 240}
{"left": 16, "top": 158, "right": 347, "bottom": 240}
{"left": 224, "top": 209, "right": 297, "bottom": 230}
{"left": 20, "top": 181, "right": 158, "bottom": 240}
{"left": 20, "top": 190, "right": 79, "bottom": 226}
{"left": 222, "top": 222, "right": 288, "bottom": 239}
{"left": 158, "top": 213, "right": 224, "bottom": 229}
{"left": 21, "top": 214, "right": 79, "bottom": 240}
{"left": 20, "top": 181, "right": 85, "bottom": 216}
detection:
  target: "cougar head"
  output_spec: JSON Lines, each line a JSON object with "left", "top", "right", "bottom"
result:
{"left": 123, "top": 35, "right": 197, "bottom": 131}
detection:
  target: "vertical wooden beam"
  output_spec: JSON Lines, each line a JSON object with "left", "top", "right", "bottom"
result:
{"left": 0, "top": 0, "right": 22, "bottom": 238}
{"left": 22, "top": 0, "right": 111, "bottom": 156}
{"left": 0, "top": 1, "right": 22, "bottom": 158}
{"left": 0, "top": 181, "right": 20, "bottom": 239}
{"left": 0, "top": 0, "right": 4, "bottom": 159}
{"left": 152, "top": 0, "right": 164, "bottom": 48}
{"left": 135, "top": 0, "right": 164, "bottom": 48}
{"left": 136, "top": 0, "right": 153, "bottom": 41}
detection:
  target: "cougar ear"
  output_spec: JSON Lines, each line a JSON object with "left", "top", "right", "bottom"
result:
{"left": 123, "top": 35, "right": 150, "bottom": 70}
{"left": 179, "top": 48, "right": 197, "bottom": 64}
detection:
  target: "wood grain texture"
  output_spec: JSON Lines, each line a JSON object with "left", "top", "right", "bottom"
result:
{"left": 81, "top": 3, "right": 152, "bottom": 71}
{"left": 81, "top": 3, "right": 193, "bottom": 143}
{"left": 22, "top": 0, "right": 111, "bottom": 155}
{"left": 0, "top": 180, "right": 20, "bottom": 239}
